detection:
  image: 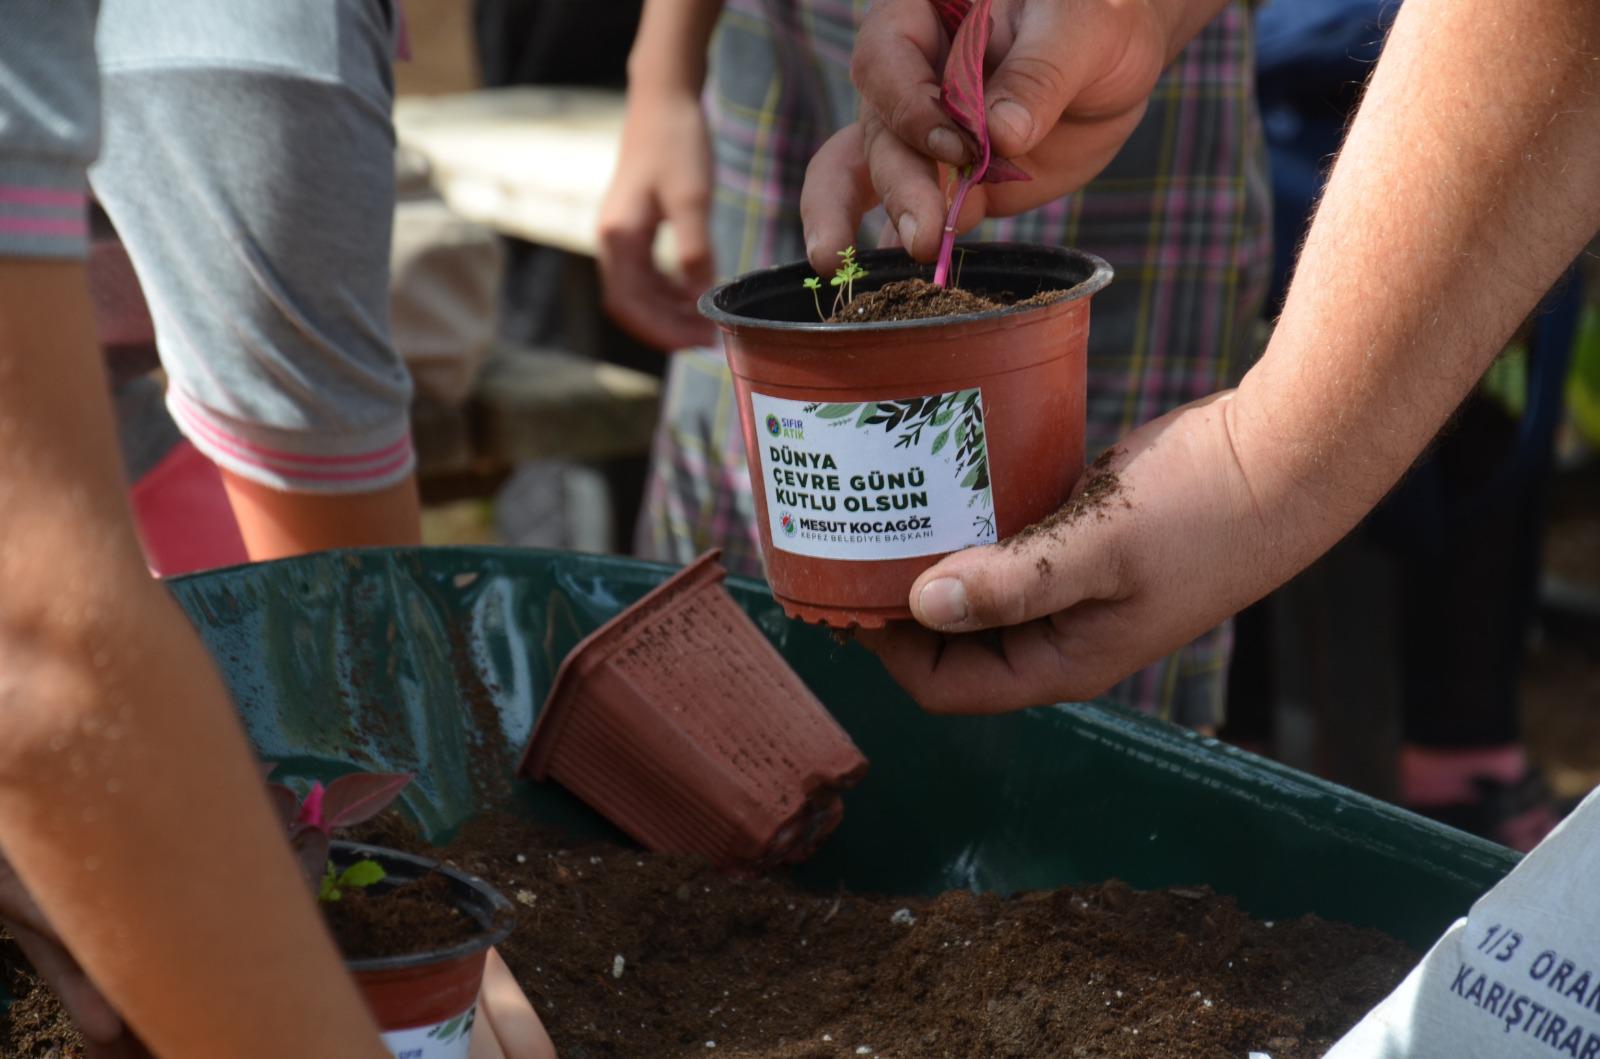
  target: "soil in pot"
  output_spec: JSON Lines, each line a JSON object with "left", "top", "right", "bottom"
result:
{"left": 324, "top": 871, "right": 482, "bottom": 961}
{"left": 824, "top": 278, "right": 1069, "bottom": 325}
{"left": 0, "top": 812, "right": 1415, "bottom": 1059}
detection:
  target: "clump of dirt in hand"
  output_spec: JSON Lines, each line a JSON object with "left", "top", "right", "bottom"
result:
{"left": 1006, "top": 447, "right": 1129, "bottom": 554}
{"left": 3, "top": 811, "right": 1414, "bottom": 1059}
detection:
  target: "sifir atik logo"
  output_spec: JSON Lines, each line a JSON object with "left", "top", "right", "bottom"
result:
{"left": 779, "top": 512, "right": 797, "bottom": 537}
{"left": 767, "top": 413, "right": 805, "bottom": 441}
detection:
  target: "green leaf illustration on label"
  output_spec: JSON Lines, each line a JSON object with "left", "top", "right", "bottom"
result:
{"left": 753, "top": 386, "right": 995, "bottom": 560}
{"left": 815, "top": 403, "right": 861, "bottom": 420}
{"left": 427, "top": 1010, "right": 475, "bottom": 1044}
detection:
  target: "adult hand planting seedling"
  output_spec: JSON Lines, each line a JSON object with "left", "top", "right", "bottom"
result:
{"left": 852, "top": 0, "right": 1600, "bottom": 711}
{"left": 800, "top": 0, "right": 1231, "bottom": 269}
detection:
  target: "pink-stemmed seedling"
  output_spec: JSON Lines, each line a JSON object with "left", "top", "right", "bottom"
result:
{"left": 929, "top": 0, "right": 1031, "bottom": 287}
{"left": 263, "top": 764, "right": 414, "bottom": 901}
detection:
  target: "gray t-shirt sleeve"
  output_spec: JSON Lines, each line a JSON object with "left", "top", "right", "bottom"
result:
{"left": 0, "top": 0, "right": 100, "bottom": 258}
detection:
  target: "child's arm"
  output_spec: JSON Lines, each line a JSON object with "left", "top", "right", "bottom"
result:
{"left": 596, "top": 0, "right": 725, "bottom": 351}
{"left": 0, "top": 264, "right": 392, "bottom": 1059}
{"left": 476, "top": 948, "right": 558, "bottom": 1059}
{"left": 0, "top": 6, "right": 388, "bottom": 1056}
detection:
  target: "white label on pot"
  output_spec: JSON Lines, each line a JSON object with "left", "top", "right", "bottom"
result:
{"left": 751, "top": 389, "right": 996, "bottom": 561}
{"left": 381, "top": 1003, "right": 477, "bottom": 1059}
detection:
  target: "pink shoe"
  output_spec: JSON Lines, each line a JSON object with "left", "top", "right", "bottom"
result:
{"left": 1401, "top": 745, "right": 1560, "bottom": 852}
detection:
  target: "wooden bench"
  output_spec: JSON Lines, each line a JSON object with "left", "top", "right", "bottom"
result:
{"left": 392, "top": 87, "right": 671, "bottom": 537}
{"left": 393, "top": 87, "right": 674, "bottom": 265}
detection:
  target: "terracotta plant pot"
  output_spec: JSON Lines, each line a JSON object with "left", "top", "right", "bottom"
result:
{"left": 699, "top": 243, "right": 1112, "bottom": 627}
{"left": 518, "top": 551, "right": 868, "bottom": 868}
{"left": 333, "top": 841, "right": 512, "bottom": 1059}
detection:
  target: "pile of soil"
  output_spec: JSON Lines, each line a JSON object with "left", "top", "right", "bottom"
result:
{"left": 827, "top": 279, "right": 1069, "bottom": 325}
{"left": 1, "top": 812, "right": 1414, "bottom": 1058}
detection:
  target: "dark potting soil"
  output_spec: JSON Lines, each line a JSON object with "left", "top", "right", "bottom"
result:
{"left": 397, "top": 813, "right": 1406, "bottom": 1059}
{"left": 1, "top": 932, "right": 87, "bottom": 1058}
{"left": 0, "top": 810, "right": 1413, "bottom": 1058}
{"left": 827, "top": 279, "right": 1070, "bottom": 325}
{"left": 323, "top": 870, "right": 481, "bottom": 961}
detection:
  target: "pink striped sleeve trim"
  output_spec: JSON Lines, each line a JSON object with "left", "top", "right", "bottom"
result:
{"left": 0, "top": 185, "right": 86, "bottom": 208}
{"left": 173, "top": 390, "right": 410, "bottom": 466}
{"left": 171, "top": 391, "right": 415, "bottom": 485}
{"left": 0, "top": 215, "right": 88, "bottom": 237}
{"left": 393, "top": 0, "right": 412, "bottom": 61}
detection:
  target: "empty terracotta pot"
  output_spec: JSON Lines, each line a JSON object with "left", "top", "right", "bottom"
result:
{"left": 335, "top": 842, "right": 512, "bottom": 1059}
{"left": 699, "top": 244, "right": 1112, "bottom": 627}
{"left": 519, "top": 551, "right": 868, "bottom": 867}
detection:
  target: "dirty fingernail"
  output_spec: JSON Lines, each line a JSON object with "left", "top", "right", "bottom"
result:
{"left": 896, "top": 214, "right": 920, "bottom": 254}
{"left": 989, "top": 100, "right": 1033, "bottom": 147}
{"left": 918, "top": 578, "right": 968, "bottom": 627}
{"left": 926, "top": 126, "right": 965, "bottom": 164}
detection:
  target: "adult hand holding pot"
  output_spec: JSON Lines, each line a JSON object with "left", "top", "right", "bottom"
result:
{"left": 800, "top": 0, "right": 1230, "bottom": 269}
{"left": 856, "top": 0, "right": 1600, "bottom": 712}
{"left": 857, "top": 395, "right": 1285, "bottom": 713}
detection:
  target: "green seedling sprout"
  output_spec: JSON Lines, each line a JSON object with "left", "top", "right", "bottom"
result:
{"left": 831, "top": 245, "right": 867, "bottom": 308}
{"left": 803, "top": 276, "right": 824, "bottom": 321}
{"left": 801, "top": 245, "right": 871, "bottom": 320}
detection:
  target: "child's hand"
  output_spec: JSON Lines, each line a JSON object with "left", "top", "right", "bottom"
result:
{"left": 471, "top": 947, "right": 557, "bottom": 1059}
{"left": 597, "top": 89, "right": 716, "bottom": 352}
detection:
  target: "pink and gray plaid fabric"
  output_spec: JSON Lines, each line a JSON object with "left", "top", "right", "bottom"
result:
{"left": 638, "top": 0, "right": 1272, "bottom": 726}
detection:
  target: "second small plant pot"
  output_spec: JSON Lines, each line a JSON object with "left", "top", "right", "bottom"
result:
{"left": 700, "top": 243, "right": 1111, "bottom": 627}
{"left": 332, "top": 842, "right": 512, "bottom": 1059}
{"left": 519, "top": 551, "right": 868, "bottom": 868}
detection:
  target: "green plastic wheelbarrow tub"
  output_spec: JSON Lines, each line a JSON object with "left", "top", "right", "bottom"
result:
{"left": 0, "top": 548, "right": 1522, "bottom": 1014}
{"left": 172, "top": 546, "right": 1518, "bottom": 946}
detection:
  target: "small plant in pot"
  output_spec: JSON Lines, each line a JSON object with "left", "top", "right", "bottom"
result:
{"left": 699, "top": 0, "right": 1111, "bottom": 629}
{"left": 264, "top": 766, "right": 511, "bottom": 1059}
